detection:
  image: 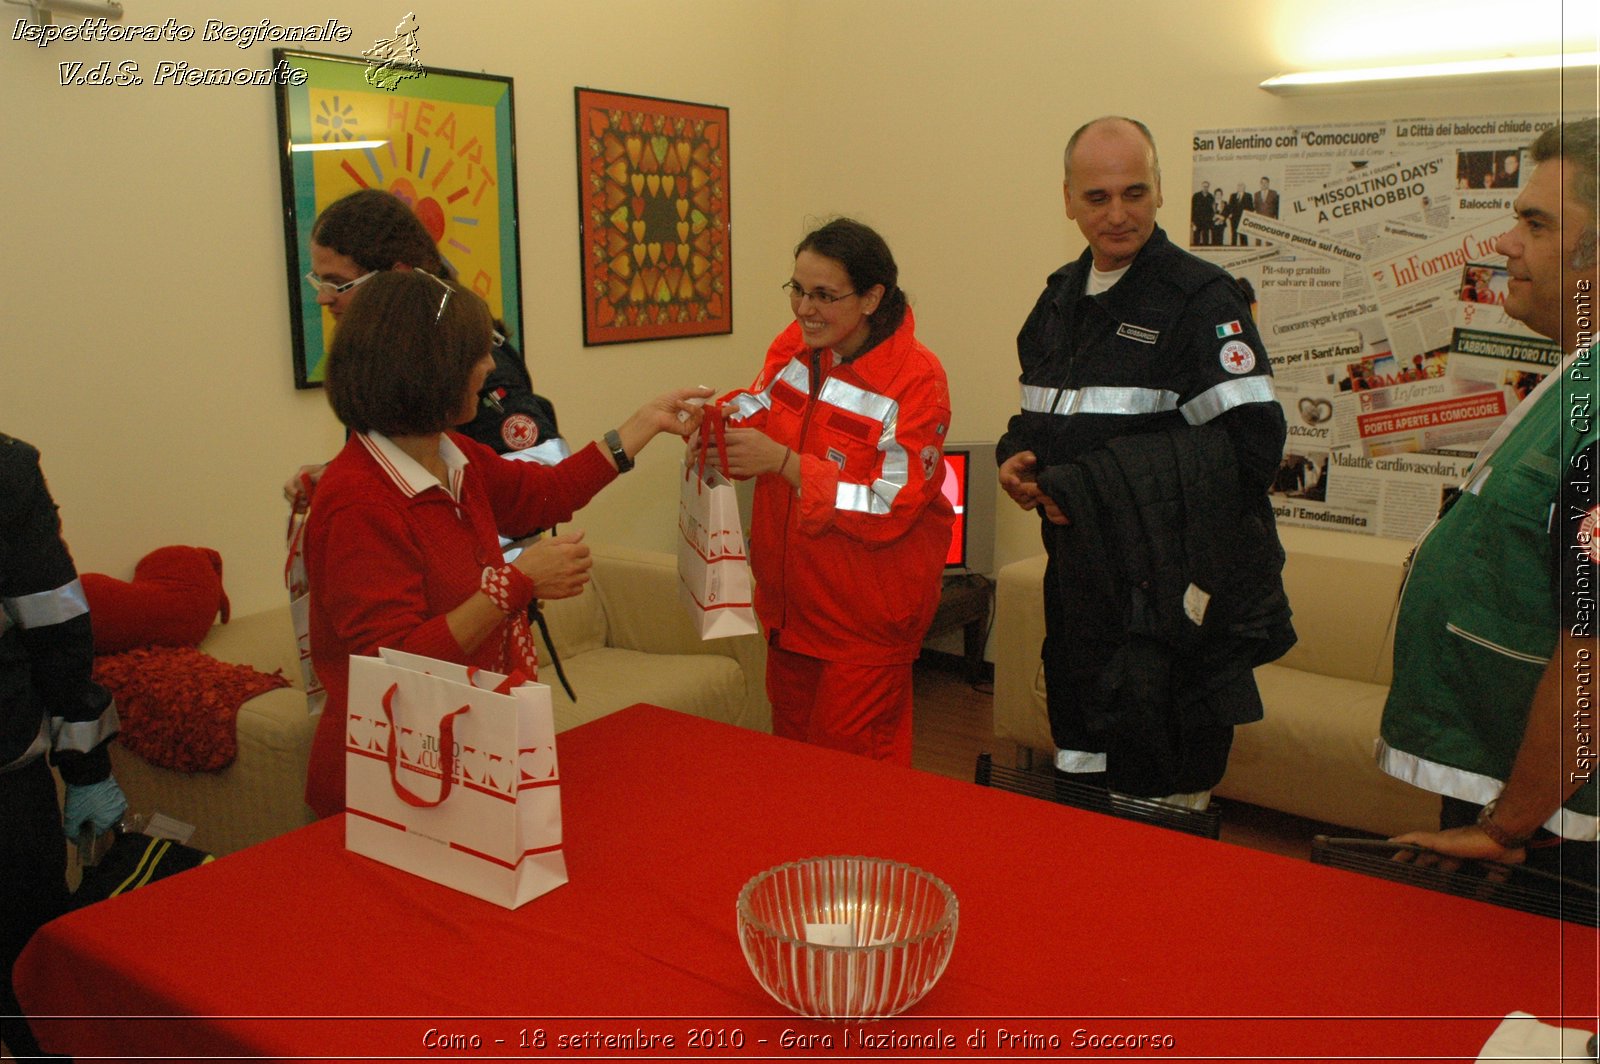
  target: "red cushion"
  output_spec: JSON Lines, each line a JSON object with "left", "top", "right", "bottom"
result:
{"left": 81, "top": 546, "right": 230, "bottom": 654}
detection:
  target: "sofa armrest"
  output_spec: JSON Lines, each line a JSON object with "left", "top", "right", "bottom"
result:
{"left": 993, "top": 553, "right": 1053, "bottom": 755}
{"left": 588, "top": 544, "right": 771, "bottom": 732}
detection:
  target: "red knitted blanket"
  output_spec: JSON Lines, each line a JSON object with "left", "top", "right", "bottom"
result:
{"left": 93, "top": 646, "right": 291, "bottom": 773}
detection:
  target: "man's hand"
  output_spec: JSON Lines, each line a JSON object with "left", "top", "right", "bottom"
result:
{"left": 510, "top": 529, "right": 591, "bottom": 599}
{"left": 1389, "top": 824, "right": 1526, "bottom": 872}
{"left": 998, "top": 450, "right": 1069, "bottom": 524}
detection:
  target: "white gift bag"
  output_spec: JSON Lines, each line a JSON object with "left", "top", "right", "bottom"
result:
{"left": 285, "top": 508, "right": 327, "bottom": 717}
{"left": 344, "top": 649, "right": 567, "bottom": 909}
{"left": 677, "top": 453, "right": 759, "bottom": 641}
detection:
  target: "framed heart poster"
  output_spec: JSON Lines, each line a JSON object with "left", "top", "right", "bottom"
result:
{"left": 275, "top": 49, "right": 522, "bottom": 387}
{"left": 574, "top": 88, "right": 731, "bottom": 346}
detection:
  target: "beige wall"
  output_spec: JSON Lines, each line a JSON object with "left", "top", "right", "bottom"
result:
{"left": 1, "top": 0, "right": 1587, "bottom": 615}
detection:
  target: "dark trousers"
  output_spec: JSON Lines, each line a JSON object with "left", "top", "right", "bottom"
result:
{"left": 1, "top": 757, "right": 70, "bottom": 1058}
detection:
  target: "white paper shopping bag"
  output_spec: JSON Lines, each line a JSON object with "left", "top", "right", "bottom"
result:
{"left": 344, "top": 650, "right": 566, "bottom": 909}
{"left": 677, "top": 455, "right": 759, "bottom": 640}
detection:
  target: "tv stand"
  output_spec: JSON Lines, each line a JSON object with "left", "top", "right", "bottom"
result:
{"left": 927, "top": 573, "right": 994, "bottom": 682}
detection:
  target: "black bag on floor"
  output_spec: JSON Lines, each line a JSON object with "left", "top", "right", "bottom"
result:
{"left": 74, "top": 831, "right": 213, "bottom": 907}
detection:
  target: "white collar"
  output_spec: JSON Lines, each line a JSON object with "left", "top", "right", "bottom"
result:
{"left": 357, "top": 431, "right": 469, "bottom": 502}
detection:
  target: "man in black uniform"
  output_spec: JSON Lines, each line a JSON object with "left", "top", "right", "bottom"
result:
{"left": 997, "top": 116, "right": 1293, "bottom": 804}
{"left": 2, "top": 434, "right": 126, "bottom": 1058}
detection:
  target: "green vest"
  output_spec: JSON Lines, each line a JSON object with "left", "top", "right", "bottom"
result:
{"left": 1378, "top": 349, "right": 1599, "bottom": 839}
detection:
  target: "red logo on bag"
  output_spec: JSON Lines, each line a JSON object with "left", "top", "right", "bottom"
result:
{"left": 501, "top": 414, "right": 540, "bottom": 450}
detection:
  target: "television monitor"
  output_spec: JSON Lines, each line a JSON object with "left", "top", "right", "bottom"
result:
{"left": 938, "top": 441, "right": 997, "bottom": 576}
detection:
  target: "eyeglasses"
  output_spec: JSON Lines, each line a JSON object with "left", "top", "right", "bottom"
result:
{"left": 783, "top": 280, "right": 856, "bottom": 305}
{"left": 417, "top": 270, "right": 506, "bottom": 347}
{"left": 419, "top": 269, "right": 453, "bottom": 322}
{"left": 304, "top": 269, "right": 377, "bottom": 298}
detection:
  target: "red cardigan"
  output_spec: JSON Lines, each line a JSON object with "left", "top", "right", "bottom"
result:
{"left": 303, "top": 432, "right": 615, "bottom": 817}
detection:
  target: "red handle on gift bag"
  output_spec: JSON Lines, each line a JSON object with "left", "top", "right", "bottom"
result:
{"left": 284, "top": 471, "right": 315, "bottom": 587}
{"left": 380, "top": 684, "right": 471, "bottom": 808}
{"left": 694, "top": 403, "right": 731, "bottom": 494}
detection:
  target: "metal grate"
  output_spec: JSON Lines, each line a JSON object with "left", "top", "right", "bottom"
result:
{"left": 1311, "top": 835, "right": 1598, "bottom": 926}
{"left": 974, "top": 753, "right": 1223, "bottom": 840}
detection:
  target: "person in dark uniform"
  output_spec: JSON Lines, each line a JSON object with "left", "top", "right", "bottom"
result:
{"left": 997, "top": 116, "right": 1292, "bottom": 806}
{"left": 2, "top": 434, "right": 126, "bottom": 1059}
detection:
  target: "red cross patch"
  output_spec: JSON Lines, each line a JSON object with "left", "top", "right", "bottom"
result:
{"left": 500, "top": 413, "right": 540, "bottom": 450}
{"left": 1219, "top": 340, "right": 1256, "bottom": 375}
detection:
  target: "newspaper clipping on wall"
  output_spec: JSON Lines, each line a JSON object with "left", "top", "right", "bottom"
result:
{"left": 1189, "top": 112, "right": 1560, "bottom": 540}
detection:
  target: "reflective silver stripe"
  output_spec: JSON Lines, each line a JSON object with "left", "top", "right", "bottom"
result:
{"left": 1377, "top": 739, "right": 1600, "bottom": 842}
{"left": 725, "top": 391, "right": 768, "bottom": 422}
{"left": 1073, "top": 386, "right": 1180, "bottom": 415}
{"left": 729, "top": 358, "right": 808, "bottom": 423}
{"left": 1021, "top": 384, "right": 1062, "bottom": 414}
{"left": 1180, "top": 375, "right": 1278, "bottom": 425}
{"left": 1055, "top": 747, "right": 1107, "bottom": 773}
{"left": 820, "top": 376, "right": 896, "bottom": 424}
{"left": 1444, "top": 621, "right": 1550, "bottom": 665}
{"left": 776, "top": 357, "right": 811, "bottom": 394}
{"left": 2, "top": 578, "right": 89, "bottom": 629}
{"left": 51, "top": 702, "right": 121, "bottom": 757}
{"left": 820, "top": 377, "right": 907, "bottom": 514}
{"left": 501, "top": 438, "right": 572, "bottom": 466}
{"left": 1019, "top": 383, "right": 1179, "bottom": 416}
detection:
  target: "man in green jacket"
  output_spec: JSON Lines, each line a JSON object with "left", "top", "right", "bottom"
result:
{"left": 1377, "top": 117, "right": 1599, "bottom": 889}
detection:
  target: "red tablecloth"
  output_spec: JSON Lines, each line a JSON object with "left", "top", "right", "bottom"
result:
{"left": 17, "top": 704, "right": 1598, "bottom": 1060}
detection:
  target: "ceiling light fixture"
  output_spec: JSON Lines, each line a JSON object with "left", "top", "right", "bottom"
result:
{"left": 1261, "top": 52, "right": 1599, "bottom": 94}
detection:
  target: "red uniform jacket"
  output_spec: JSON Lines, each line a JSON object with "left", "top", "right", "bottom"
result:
{"left": 303, "top": 432, "right": 614, "bottom": 817}
{"left": 725, "top": 310, "right": 954, "bottom": 666}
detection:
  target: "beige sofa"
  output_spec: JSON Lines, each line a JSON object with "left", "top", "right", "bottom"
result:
{"left": 992, "top": 525, "right": 1441, "bottom": 837}
{"left": 110, "top": 544, "right": 770, "bottom": 856}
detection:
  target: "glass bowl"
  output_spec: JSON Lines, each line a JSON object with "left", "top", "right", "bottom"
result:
{"left": 736, "top": 856, "right": 958, "bottom": 1019}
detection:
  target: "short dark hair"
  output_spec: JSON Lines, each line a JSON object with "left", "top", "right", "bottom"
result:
{"left": 794, "top": 218, "right": 907, "bottom": 359}
{"left": 325, "top": 271, "right": 493, "bottom": 436}
{"left": 1531, "top": 117, "right": 1598, "bottom": 268}
{"left": 311, "top": 189, "right": 446, "bottom": 275}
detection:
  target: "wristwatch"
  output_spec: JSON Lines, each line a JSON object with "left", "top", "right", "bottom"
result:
{"left": 604, "top": 429, "right": 633, "bottom": 474}
{"left": 1476, "top": 799, "right": 1536, "bottom": 850}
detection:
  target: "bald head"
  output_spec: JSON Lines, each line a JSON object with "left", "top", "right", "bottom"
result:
{"left": 1061, "top": 117, "right": 1165, "bottom": 271}
{"left": 1063, "top": 116, "right": 1161, "bottom": 186}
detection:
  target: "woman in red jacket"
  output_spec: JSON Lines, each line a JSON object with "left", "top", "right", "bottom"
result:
{"left": 718, "top": 219, "right": 953, "bottom": 766}
{"left": 303, "top": 271, "right": 708, "bottom": 816}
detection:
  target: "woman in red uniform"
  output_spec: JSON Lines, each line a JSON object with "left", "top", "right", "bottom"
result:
{"left": 717, "top": 219, "right": 953, "bottom": 766}
{"left": 303, "top": 271, "right": 707, "bottom": 816}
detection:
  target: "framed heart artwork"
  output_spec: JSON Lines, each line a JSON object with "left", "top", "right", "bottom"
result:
{"left": 574, "top": 88, "right": 732, "bottom": 346}
{"left": 274, "top": 49, "right": 523, "bottom": 388}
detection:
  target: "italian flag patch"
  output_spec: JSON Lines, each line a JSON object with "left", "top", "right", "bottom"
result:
{"left": 1216, "top": 320, "right": 1243, "bottom": 338}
